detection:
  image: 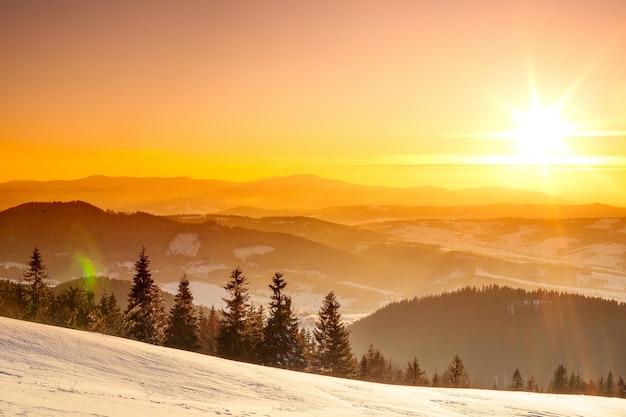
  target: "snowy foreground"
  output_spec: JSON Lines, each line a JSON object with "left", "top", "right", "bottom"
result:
{"left": 1, "top": 317, "right": 623, "bottom": 417}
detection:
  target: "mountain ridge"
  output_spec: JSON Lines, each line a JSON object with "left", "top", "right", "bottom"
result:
{"left": 0, "top": 174, "right": 570, "bottom": 215}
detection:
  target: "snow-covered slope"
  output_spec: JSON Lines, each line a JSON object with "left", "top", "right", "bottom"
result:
{"left": 0, "top": 317, "right": 623, "bottom": 416}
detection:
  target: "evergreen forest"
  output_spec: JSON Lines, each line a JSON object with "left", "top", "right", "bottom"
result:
{"left": 1, "top": 247, "right": 624, "bottom": 398}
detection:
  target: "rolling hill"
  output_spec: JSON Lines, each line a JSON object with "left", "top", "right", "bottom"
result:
{"left": 2, "top": 201, "right": 626, "bottom": 317}
{"left": 349, "top": 286, "right": 626, "bottom": 389}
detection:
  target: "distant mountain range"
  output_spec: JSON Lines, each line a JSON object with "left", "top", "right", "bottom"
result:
{"left": 0, "top": 174, "right": 579, "bottom": 216}
{"left": 2, "top": 201, "right": 625, "bottom": 317}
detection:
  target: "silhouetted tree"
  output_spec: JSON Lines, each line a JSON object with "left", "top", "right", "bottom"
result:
{"left": 404, "top": 357, "right": 429, "bottom": 386}
{"left": 605, "top": 371, "right": 615, "bottom": 397}
{"left": 245, "top": 304, "right": 265, "bottom": 363}
{"left": 0, "top": 279, "right": 22, "bottom": 319}
{"left": 431, "top": 370, "right": 441, "bottom": 387}
{"left": 525, "top": 375, "right": 539, "bottom": 392}
{"left": 313, "top": 291, "right": 356, "bottom": 377}
{"left": 262, "top": 273, "right": 305, "bottom": 369}
{"left": 442, "top": 354, "right": 470, "bottom": 388}
{"left": 549, "top": 364, "right": 568, "bottom": 394}
{"left": 165, "top": 274, "right": 199, "bottom": 351}
{"left": 52, "top": 285, "right": 95, "bottom": 329}
{"left": 94, "top": 292, "right": 123, "bottom": 335}
{"left": 22, "top": 247, "right": 53, "bottom": 322}
{"left": 197, "top": 305, "right": 220, "bottom": 355}
{"left": 217, "top": 268, "right": 253, "bottom": 360}
{"left": 360, "top": 344, "right": 393, "bottom": 383}
{"left": 568, "top": 371, "right": 586, "bottom": 394}
{"left": 508, "top": 368, "right": 524, "bottom": 391}
{"left": 617, "top": 376, "right": 625, "bottom": 398}
{"left": 123, "top": 247, "right": 167, "bottom": 344}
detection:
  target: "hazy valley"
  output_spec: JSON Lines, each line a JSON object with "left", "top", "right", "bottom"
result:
{"left": 2, "top": 175, "right": 626, "bottom": 318}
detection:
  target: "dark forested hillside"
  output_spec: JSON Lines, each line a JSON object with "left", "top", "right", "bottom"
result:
{"left": 349, "top": 286, "right": 626, "bottom": 389}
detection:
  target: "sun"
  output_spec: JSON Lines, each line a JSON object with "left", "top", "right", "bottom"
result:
{"left": 509, "top": 99, "right": 571, "bottom": 159}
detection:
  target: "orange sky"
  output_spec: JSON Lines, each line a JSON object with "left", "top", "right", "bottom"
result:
{"left": 2, "top": 1, "right": 626, "bottom": 204}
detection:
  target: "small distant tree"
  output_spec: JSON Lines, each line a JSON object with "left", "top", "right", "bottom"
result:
{"left": 313, "top": 291, "right": 356, "bottom": 378}
{"left": 22, "top": 247, "right": 53, "bottom": 322}
{"left": 508, "top": 368, "right": 524, "bottom": 391}
{"left": 431, "top": 370, "right": 441, "bottom": 387}
{"left": 605, "top": 371, "right": 615, "bottom": 397}
{"left": 568, "top": 371, "right": 586, "bottom": 394}
{"left": 94, "top": 293, "right": 123, "bottom": 336}
{"left": 549, "top": 364, "right": 568, "bottom": 394}
{"left": 525, "top": 376, "right": 539, "bottom": 392}
{"left": 0, "top": 280, "right": 21, "bottom": 319}
{"left": 442, "top": 354, "right": 470, "bottom": 388}
{"left": 617, "top": 376, "right": 625, "bottom": 398}
{"left": 217, "top": 268, "right": 252, "bottom": 360}
{"left": 404, "top": 357, "right": 429, "bottom": 386}
{"left": 52, "top": 285, "right": 95, "bottom": 329}
{"left": 165, "top": 274, "right": 199, "bottom": 351}
{"left": 360, "top": 344, "right": 393, "bottom": 383}
{"left": 123, "top": 247, "right": 167, "bottom": 344}
{"left": 262, "top": 273, "right": 305, "bottom": 370}
{"left": 197, "top": 306, "right": 220, "bottom": 355}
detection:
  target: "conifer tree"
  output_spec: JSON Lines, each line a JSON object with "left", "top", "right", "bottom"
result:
{"left": 549, "top": 364, "right": 568, "bottom": 394}
{"left": 605, "top": 371, "right": 615, "bottom": 397}
{"left": 217, "top": 268, "right": 253, "bottom": 360}
{"left": 262, "top": 272, "right": 305, "bottom": 370}
{"left": 525, "top": 376, "right": 538, "bottom": 392}
{"left": 22, "top": 247, "right": 53, "bottom": 322}
{"left": 404, "top": 357, "right": 429, "bottom": 386}
{"left": 165, "top": 274, "right": 199, "bottom": 351}
{"left": 197, "top": 306, "right": 220, "bottom": 355}
{"left": 442, "top": 354, "right": 471, "bottom": 388}
{"left": 508, "top": 368, "right": 524, "bottom": 391}
{"left": 95, "top": 293, "right": 123, "bottom": 336}
{"left": 123, "top": 247, "right": 167, "bottom": 344}
{"left": 245, "top": 304, "right": 265, "bottom": 363}
{"left": 359, "top": 344, "right": 392, "bottom": 383}
{"left": 431, "top": 370, "right": 441, "bottom": 387}
{"left": 313, "top": 291, "right": 356, "bottom": 378}
{"left": 617, "top": 376, "right": 625, "bottom": 398}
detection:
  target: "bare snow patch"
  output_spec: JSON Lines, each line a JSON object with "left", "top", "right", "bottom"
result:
{"left": 587, "top": 218, "right": 620, "bottom": 230}
{"left": 167, "top": 233, "right": 201, "bottom": 256}
{"left": 0, "top": 261, "right": 27, "bottom": 270}
{"left": 234, "top": 245, "right": 274, "bottom": 261}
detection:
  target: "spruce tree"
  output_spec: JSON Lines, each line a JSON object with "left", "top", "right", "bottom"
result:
{"left": 442, "top": 354, "right": 471, "bottom": 388}
{"left": 359, "top": 344, "right": 391, "bottom": 383}
{"left": 508, "top": 368, "right": 524, "bottom": 391}
{"left": 605, "top": 371, "right": 615, "bottom": 397}
{"left": 404, "top": 357, "right": 429, "bottom": 386}
{"left": 123, "top": 247, "right": 166, "bottom": 344}
{"left": 197, "top": 306, "right": 220, "bottom": 355}
{"left": 263, "top": 272, "right": 305, "bottom": 370}
{"left": 549, "top": 364, "right": 568, "bottom": 393}
{"left": 22, "top": 247, "right": 53, "bottom": 322}
{"left": 165, "top": 274, "right": 199, "bottom": 351}
{"left": 95, "top": 293, "right": 123, "bottom": 336}
{"left": 217, "top": 267, "right": 252, "bottom": 360}
{"left": 431, "top": 370, "right": 441, "bottom": 387}
{"left": 313, "top": 291, "right": 356, "bottom": 378}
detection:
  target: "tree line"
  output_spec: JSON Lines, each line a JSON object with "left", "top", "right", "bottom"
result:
{"left": 1, "top": 247, "right": 624, "bottom": 398}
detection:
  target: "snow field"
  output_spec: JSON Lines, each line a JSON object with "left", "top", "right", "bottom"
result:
{"left": 1, "top": 317, "right": 624, "bottom": 416}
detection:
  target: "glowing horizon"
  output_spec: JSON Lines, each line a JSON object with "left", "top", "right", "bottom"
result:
{"left": 1, "top": 1, "right": 626, "bottom": 205}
